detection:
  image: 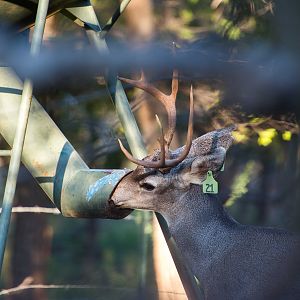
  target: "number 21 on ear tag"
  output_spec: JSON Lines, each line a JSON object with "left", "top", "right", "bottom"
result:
{"left": 202, "top": 171, "right": 218, "bottom": 194}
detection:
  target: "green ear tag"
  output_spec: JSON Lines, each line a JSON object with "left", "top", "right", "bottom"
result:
{"left": 202, "top": 171, "right": 218, "bottom": 194}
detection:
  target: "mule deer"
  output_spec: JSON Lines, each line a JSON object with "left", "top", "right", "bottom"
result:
{"left": 111, "top": 71, "right": 300, "bottom": 300}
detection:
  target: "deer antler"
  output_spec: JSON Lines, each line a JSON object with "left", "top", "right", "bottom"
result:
{"left": 119, "top": 70, "right": 178, "bottom": 146}
{"left": 117, "top": 83, "right": 194, "bottom": 169}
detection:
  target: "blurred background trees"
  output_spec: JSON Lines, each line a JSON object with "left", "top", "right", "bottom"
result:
{"left": 0, "top": 0, "right": 299, "bottom": 299}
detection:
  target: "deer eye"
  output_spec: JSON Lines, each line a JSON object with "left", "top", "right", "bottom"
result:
{"left": 140, "top": 182, "right": 156, "bottom": 191}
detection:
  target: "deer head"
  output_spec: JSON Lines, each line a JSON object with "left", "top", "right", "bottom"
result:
{"left": 111, "top": 71, "right": 235, "bottom": 215}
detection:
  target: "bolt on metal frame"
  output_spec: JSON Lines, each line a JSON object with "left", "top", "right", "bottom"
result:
{"left": 0, "top": 0, "right": 203, "bottom": 298}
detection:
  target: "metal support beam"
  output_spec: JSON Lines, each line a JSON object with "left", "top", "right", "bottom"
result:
{"left": 0, "top": 0, "right": 133, "bottom": 277}
{"left": 99, "top": 0, "right": 131, "bottom": 39}
{"left": 64, "top": 3, "right": 203, "bottom": 299}
{"left": 0, "top": 0, "right": 49, "bottom": 273}
{"left": 0, "top": 151, "right": 11, "bottom": 157}
{"left": 0, "top": 66, "right": 131, "bottom": 220}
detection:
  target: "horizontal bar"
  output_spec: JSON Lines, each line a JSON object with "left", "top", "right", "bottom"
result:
{"left": 0, "top": 150, "right": 11, "bottom": 156}
{"left": 0, "top": 206, "right": 61, "bottom": 214}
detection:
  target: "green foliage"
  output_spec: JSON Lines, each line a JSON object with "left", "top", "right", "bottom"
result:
{"left": 214, "top": 16, "right": 242, "bottom": 40}
{"left": 257, "top": 128, "right": 278, "bottom": 147}
{"left": 46, "top": 215, "right": 146, "bottom": 297}
{"left": 282, "top": 130, "right": 292, "bottom": 141}
{"left": 159, "top": 0, "right": 273, "bottom": 41}
{"left": 226, "top": 161, "right": 257, "bottom": 207}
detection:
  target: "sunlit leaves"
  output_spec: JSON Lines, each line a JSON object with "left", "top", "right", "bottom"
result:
{"left": 159, "top": 0, "right": 271, "bottom": 41}
{"left": 231, "top": 118, "right": 296, "bottom": 146}
{"left": 282, "top": 130, "right": 292, "bottom": 141}
{"left": 225, "top": 161, "right": 257, "bottom": 207}
{"left": 232, "top": 127, "right": 250, "bottom": 143}
{"left": 211, "top": 0, "right": 273, "bottom": 40}
{"left": 188, "top": 0, "right": 200, "bottom": 4}
{"left": 179, "top": 28, "right": 195, "bottom": 40}
{"left": 227, "top": 26, "right": 242, "bottom": 40}
{"left": 214, "top": 17, "right": 242, "bottom": 40}
{"left": 257, "top": 128, "right": 277, "bottom": 146}
{"left": 180, "top": 9, "right": 194, "bottom": 24}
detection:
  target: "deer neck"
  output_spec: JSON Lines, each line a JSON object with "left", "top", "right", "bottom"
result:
{"left": 162, "top": 184, "right": 235, "bottom": 229}
{"left": 160, "top": 184, "right": 238, "bottom": 280}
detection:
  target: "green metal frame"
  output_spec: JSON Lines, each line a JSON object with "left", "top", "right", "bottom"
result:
{"left": 0, "top": 0, "right": 132, "bottom": 276}
{"left": 0, "top": 0, "right": 50, "bottom": 272}
{"left": 0, "top": 0, "right": 203, "bottom": 298}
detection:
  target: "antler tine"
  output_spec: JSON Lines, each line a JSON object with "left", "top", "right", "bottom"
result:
{"left": 118, "top": 71, "right": 178, "bottom": 147}
{"left": 117, "top": 115, "right": 167, "bottom": 168}
{"left": 118, "top": 139, "right": 157, "bottom": 168}
{"left": 163, "top": 85, "right": 194, "bottom": 167}
{"left": 118, "top": 139, "right": 164, "bottom": 168}
{"left": 118, "top": 74, "right": 170, "bottom": 107}
{"left": 165, "top": 69, "right": 178, "bottom": 147}
{"left": 170, "top": 43, "right": 179, "bottom": 100}
{"left": 117, "top": 86, "right": 193, "bottom": 169}
{"left": 155, "top": 115, "right": 166, "bottom": 163}
{"left": 171, "top": 69, "right": 179, "bottom": 98}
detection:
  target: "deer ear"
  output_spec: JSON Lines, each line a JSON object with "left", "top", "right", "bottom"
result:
{"left": 190, "top": 126, "right": 235, "bottom": 156}
{"left": 170, "top": 126, "right": 235, "bottom": 160}
{"left": 184, "top": 147, "right": 226, "bottom": 185}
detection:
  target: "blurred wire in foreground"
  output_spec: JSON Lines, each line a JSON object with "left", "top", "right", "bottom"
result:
{"left": 0, "top": 276, "right": 186, "bottom": 297}
{"left": 1, "top": 29, "right": 300, "bottom": 118}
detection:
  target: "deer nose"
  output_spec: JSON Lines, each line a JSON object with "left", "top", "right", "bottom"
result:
{"left": 107, "top": 198, "right": 133, "bottom": 219}
{"left": 109, "top": 195, "right": 123, "bottom": 207}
